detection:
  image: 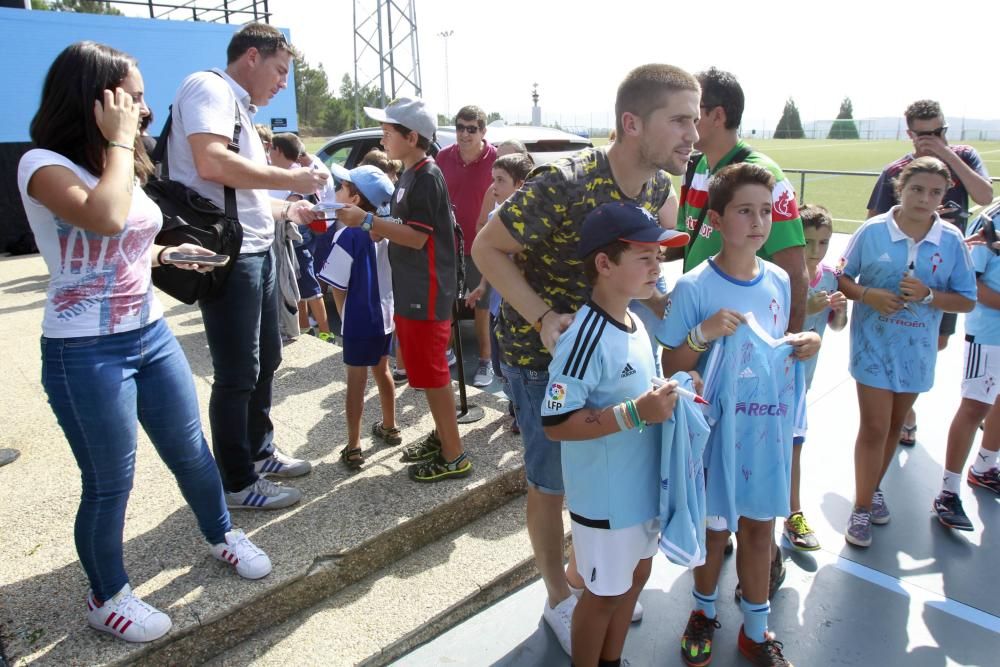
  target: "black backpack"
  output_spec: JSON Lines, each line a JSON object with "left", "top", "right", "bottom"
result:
{"left": 145, "top": 73, "right": 243, "bottom": 304}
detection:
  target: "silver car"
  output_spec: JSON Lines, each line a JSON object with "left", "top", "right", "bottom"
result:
{"left": 315, "top": 123, "right": 593, "bottom": 169}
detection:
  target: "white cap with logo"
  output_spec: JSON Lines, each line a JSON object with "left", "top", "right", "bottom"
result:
{"left": 364, "top": 97, "right": 437, "bottom": 143}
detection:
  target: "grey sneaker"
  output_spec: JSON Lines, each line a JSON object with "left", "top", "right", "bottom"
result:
{"left": 253, "top": 448, "right": 312, "bottom": 478}
{"left": 845, "top": 508, "right": 873, "bottom": 547}
{"left": 446, "top": 348, "right": 458, "bottom": 367}
{"left": 472, "top": 360, "right": 495, "bottom": 387}
{"left": 870, "top": 489, "right": 891, "bottom": 525}
{"left": 226, "top": 477, "right": 302, "bottom": 510}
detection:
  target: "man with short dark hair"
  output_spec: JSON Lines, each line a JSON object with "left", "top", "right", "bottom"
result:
{"left": 436, "top": 105, "right": 498, "bottom": 387}
{"left": 168, "top": 22, "right": 328, "bottom": 510}
{"left": 473, "top": 63, "right": 696, "bottom": 656}
{"left": 867, "top": 99, "right": 993, "bottom": 446}
{"left": 667, "top": 67, "right": 808, "bottom": 332}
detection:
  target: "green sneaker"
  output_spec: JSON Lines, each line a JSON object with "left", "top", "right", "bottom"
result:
{"left": 401, "top": 430, "right": 441, "bottom": 462}
{"left": 408, "top": 452, "right": 472, "bottom": 483}
{"left": 680, "top": 610, "right": 721, "bottom": 666}
{"left": 372, "top": 421, "right": 402, "bottom": 446}
{"left": 783, "top": 511, "right": 820, "bottom": 551}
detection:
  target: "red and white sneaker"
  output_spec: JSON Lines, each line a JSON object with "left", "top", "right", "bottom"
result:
{"left": 211, "top": 529, "right": 272, "bottom": 580}
{"left": 86, "top": 584, "right": 171, "bottom": 643}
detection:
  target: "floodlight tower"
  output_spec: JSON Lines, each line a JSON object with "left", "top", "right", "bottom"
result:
{"left": 352, "top": 0, "right": 424, "bottom": 128}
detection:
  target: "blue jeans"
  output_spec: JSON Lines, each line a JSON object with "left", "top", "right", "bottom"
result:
{"left": 199, "top": 249, "right": 282, "bottom": 492}
{"left": 41, "top": 319, "right": 230, "bottom": 601}
{"left": 500, "top": 363, "right": 564, "bottom": 494}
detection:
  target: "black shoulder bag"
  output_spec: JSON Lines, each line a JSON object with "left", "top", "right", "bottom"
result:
{"left": 145, "top": 77, "right": 243, "bottom": 304}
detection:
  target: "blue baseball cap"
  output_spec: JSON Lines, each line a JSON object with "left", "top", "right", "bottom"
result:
{"left": 577, "top": 203, "right": 689, "bottom": 258}
{"left": 330, "top": 163, "right": 395, "bottom": 216}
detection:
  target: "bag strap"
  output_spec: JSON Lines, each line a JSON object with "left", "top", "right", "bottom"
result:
{"left": 685, "top": 144, "right": 753, "bottom": 248}
{"left": 153, "top": 70, "right": 241, "bottom": 222}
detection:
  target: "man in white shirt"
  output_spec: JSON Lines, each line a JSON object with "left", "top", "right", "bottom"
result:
{"left": 167, "top": 23, "right": 328, "bottom": 509}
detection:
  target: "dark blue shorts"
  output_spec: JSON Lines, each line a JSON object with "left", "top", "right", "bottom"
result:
{"left": 294, "top": 243, "right": 322, "bottom": 300}
{"left": 343, "top": 332, "right": 392, "bottom": 367}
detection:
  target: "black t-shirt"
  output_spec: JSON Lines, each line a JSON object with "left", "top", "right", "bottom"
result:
{"left": 389, "top": 157, "right": 457, "bottom": 321}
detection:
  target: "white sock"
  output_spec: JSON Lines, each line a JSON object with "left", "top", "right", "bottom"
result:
{"left": 942, "top": 470, "right": 961, "bottom": 495}
{"left": 972, "top": 446, "right": 998, "bottom": 474}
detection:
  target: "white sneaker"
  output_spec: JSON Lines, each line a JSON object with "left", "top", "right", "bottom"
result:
{"left": 446, "top": 348, "right": 458, "bottom": 367}
{"left": 541, "top": 594, "right": 575, "bottom": 655}
{"left": 225, "top": 477, "right": 302, "bottom": 510}
{"left": 86, "top": 584, "right": 171, "bottom": 643}
{"left": 570, "top": 583, "right": 643, "bottom": 622}
{"left": 211, "top": 529, "right": 272, "bottom": 580}
{"left": 253, "top": 448, "right": 312, "bottom": 478}
{"left": 472, "top": 360, "right": 495, "bottom": 387}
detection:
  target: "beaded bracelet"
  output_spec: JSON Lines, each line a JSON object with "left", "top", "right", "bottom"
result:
{"left": 686, "top": 332, "right": 709, "bottom": 353}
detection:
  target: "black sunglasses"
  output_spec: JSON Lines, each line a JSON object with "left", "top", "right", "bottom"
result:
{"left": 912, "top": 125, "right": 948, "bottom": 138}
{"left": 455, "top": 123, "right": 481, "bottom": 134}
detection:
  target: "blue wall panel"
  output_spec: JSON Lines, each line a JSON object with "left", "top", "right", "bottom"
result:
{"left": 0, "top": 7, "right": 298, "bottom": 142}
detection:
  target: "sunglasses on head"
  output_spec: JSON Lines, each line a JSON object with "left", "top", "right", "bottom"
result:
{"left": 455, "top": 123, "right": 481, "bottom": 134}
{"left": 912, "top": 125, "right": 948, "bottom": 138}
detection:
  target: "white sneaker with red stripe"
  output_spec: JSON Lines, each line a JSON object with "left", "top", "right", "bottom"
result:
{"left": 210, "top": 529, "right": 272, "bottom": 579}
{"left": 86, "top": 584, "right": 171, "bottom": 643}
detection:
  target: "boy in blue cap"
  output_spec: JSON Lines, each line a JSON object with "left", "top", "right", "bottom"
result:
{"left": 542, "top": 202, "right": 687, "bottom": 666}
{"left": 319, "top": 165, "right": 398, "bottom": 469}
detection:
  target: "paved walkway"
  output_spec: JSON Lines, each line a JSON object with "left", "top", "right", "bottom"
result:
{"left": 397, "top": 234, "right": 1000, "bottom": 667}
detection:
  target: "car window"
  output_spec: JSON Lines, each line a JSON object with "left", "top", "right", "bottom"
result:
{"left": 319, "top": 143, "right": 353, "bottom": 168}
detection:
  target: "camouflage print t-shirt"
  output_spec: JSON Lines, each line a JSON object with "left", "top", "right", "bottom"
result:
{"left": 496, "top": 146, "right": 673, "bottom": 370}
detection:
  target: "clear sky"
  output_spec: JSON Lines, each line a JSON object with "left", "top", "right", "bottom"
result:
{"left": 242, "top": 1, "right": 1000, "bottom": 133}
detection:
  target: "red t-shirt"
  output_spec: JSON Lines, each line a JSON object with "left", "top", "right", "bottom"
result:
{"left": 437, "top": 142, "right": 497, "bottom": 254}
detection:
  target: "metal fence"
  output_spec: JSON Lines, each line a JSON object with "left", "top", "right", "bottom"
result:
{"left": 784, "top": 169, "right": 1000, "bottom": 207}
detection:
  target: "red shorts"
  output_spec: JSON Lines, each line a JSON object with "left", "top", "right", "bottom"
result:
{"left": 394, "top": 315, "right": 452, "bottom": 389}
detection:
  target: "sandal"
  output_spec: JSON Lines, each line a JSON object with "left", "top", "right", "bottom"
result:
{"left": 899, "top": 424, "right": 917, "bottom": 447}
{"left": 372, "top": 421, "right": 402, "bottom": 446}
{"left": 339, "top": 446, "right": 365, "bottom": 470}
{"left": 401, "top": 430, "right": 442, "bottom": 463}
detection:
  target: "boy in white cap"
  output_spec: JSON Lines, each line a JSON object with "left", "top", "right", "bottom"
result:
{"left": 338, "top": 97, "right": 471, "bottom": 482}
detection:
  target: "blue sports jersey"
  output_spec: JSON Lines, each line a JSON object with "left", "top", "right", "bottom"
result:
{"left": 658, "top": 371, "right": 711, "bottom": 568}
{"left": 541, "top": 302, "right": 660, "bottom": 530}
{"left": 840, "top": 208, "right": 977, "bottom": 392}
{"left": 801, "top": 263, "right": 839, "bottom": 390}
{"left": 701, "top": 314, "right": 806, "bottom": 528}
{"left": 657, "top": 258, "right": 791, "bottom": 375}
{"left": 319, "top": 227, "right": 394, "bottom": 337}
{"left": 965, "top": 217, "right": 1000, "bottom": 345}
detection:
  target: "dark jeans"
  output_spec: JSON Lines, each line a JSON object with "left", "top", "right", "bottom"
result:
{"left": 41, "top": 319, "right": 230, "bottom": 600}
{"left": 200, "top": 248, "right": 282, "bottom": 492}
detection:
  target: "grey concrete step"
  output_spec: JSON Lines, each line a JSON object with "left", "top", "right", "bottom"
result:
{"left": 0, "top": 254, "right": 527, "bottom": 666}
{"left": 211, "top": 497, "right": 571, "bottom": 667}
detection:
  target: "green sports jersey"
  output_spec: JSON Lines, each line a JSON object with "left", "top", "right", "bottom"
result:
{"left": 677, "top": 141, "right": 804, "bottom": 273}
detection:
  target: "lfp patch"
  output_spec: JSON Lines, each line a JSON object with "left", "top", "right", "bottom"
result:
{"left": 547, "top": 382, "right": 567, "bottom": 410}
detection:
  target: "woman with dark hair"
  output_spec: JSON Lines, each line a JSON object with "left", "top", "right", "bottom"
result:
{"left": 17, "top": 41, "right": 272, "bottom": 643}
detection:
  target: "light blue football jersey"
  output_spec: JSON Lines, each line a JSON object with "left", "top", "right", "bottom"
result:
{"left": 700, "top": 314, "right": 806, "bottom": 529}
{"left": 658, "top": 371, "right": 711, "bottom": 568}
{"left": 542, "top": 302, "right": 661, "bottom": 530}
{"left": 965, "top": 217, "right": 1000, "bottom": 345}
{"left": 801, "top": 263, "right": 839, "bottom": 390}
{"left": 657, "top": 258, "right": 791, "bottom": 375}
{"left": 841, "top": 209, "right": 977, "bottom": 392}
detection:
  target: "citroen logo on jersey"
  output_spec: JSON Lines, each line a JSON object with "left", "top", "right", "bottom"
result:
{"left": 621, "top": 363, "right": 637, "bottom": 378}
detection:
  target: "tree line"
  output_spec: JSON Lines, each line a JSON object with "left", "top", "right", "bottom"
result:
{"left": 774, "top": 96, "right": 860, "bottom": 140}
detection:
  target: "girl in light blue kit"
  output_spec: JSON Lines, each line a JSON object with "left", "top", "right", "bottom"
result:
{"left": 838, "top": 156, "right": 977, "bottom": 548}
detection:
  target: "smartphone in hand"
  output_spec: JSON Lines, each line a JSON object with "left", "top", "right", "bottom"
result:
{"left": 165, "top": 252, "right": 230, "bottom": 266}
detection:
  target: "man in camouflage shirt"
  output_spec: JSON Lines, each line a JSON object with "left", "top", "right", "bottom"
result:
{"left": 472, "top": 63, "right": 698, "bottom": 653}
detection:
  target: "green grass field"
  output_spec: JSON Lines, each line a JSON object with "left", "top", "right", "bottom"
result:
{"left": 304, "top": 135, "right": 1000, "bottom": 234}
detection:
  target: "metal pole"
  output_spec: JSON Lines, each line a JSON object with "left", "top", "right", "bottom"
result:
{"left": 799, "top": 172, "right": 806, "bottom": 205}
{"left": 437, "top": 30, "right": 453, "bottom": 117}
{"left": 352, "top": 1, "right": 360, "bottom": 128}
{"left": 376, "top": 0, "right": 386, "bottom": 106}
{"left": 387, "top": 1, "right": 396, "bottom": 98}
